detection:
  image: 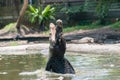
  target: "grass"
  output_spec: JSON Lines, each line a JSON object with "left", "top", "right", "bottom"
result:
{"left": 2, "top": 21, "right": 120, "bottom": 35}
{"left": 3, "top": 22, "right": 17, "bottom": 32}
{"left": 110, "top": 21, "right": 120, "bottom": 29}
{"left": 2, "top": 22, "right": 30, "bottom": 34}
{"left": 63, "top": 24, "right": 102, "bottom": 33}
{"left": 9, "top": 41, "right": 19, "bottom": 46}
{"left": 63, "top": 21, "right": 120, "bottom": 33}
{"left": 43, "top": 24, "right": 101, "bottom": 35}
{"left": 44, "top": 20, "right": 120, "bottom": 34}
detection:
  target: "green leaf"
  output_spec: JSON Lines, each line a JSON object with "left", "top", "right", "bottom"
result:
{"left": 38, "top": 15, "right": 43, "bottom": 24}
{"left": 26, "top": 4, "right": 56, "bottom": 28}
{"left": 29, "top": 5, "right": 36, "bottom": 13}
{"left": 42, "top": 5, "right": 51, "bottom": 16}
{"left": 49, "top": 16, "right": 55, "bottom": 20}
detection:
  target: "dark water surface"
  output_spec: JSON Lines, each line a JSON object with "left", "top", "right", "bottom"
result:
{"left": 0, "top": 52, "right": 120, "bottom": 80}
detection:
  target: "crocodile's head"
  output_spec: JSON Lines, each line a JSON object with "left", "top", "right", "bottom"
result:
{"left": 49, "top": 22, "right": 64, "bottom": 49}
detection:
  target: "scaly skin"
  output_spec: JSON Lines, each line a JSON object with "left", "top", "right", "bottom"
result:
{"left": 46, "top": 20, "right": 75, "bottom": 74}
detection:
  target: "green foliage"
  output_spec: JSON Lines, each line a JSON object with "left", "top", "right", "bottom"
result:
{"left": 83, "top": 0, "right": 95, "bottom": 11}
{"left": 2, "top": 22, "right": 29, "bottom": 34}
{"left": 3, "top": 23, "right": 17, "bottom": 33}
{"left": 43, "top": 21, "right": 120, "bottom": 34}
{"left": 60, "top": 5, "right": 85, "bottom": 25}
{"left": 60, "top": 0, "right": 97, "bottom": 25}
{"left": 60, "top": 0, "right": 94, "bottom": 14}
{"left": 43, "top": 24, "right": 100, "bottom": 35}
{"left": 42, "top": 5, "right": 56, "bottom": 21}
{"left": 111, "top": 21, "right": 120, "bottom": 29}
{"left": 96, "top": 0, "right": 110, "bottom": 19}
{"left": 96, "top": 0, "right": 120, "bottom": 19}
{"left": 91, "top": 20, "right": 101, "bottom": 26}
{"left": 26, "top": 5, "right": 56, "bottom": 27}
{"left": 63, "top": 24, "right": 101, "bottom": 33}
{"left": 61, "top": 5, "right": 84, "bottom": 14}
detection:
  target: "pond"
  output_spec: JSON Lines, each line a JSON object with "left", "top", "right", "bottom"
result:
{"left": 0, "top": 52, "right": 120, "bottom": 80}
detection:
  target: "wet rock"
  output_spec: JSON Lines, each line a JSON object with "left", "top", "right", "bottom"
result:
{"left": 94, "top": 34, "right": 107, "bottom": 43}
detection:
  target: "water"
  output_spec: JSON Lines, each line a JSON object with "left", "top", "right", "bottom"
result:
{"left": 0, "top": 52, "right": 120, "bottom": 80}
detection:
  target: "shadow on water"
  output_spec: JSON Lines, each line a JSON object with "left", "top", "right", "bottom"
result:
{"left": 0, "top": 52, "right": 120, "bottom": 80}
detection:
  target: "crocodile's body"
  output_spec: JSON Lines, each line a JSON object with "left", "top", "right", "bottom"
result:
{"left": 45, "top": 21, "right": 75, "bottom": 74}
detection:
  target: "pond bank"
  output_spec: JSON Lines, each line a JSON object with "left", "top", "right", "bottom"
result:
{"left": 67, "top": 43, "right": 120, "bottom": 55}
{"left": 0, "top": 43, "right": 120, "bottom": 55}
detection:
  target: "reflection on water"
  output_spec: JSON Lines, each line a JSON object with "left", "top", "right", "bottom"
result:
{"left": 0, "top": 52, "right": 120, "bottom": 80}
{"left": 0, "top": 54, "right": 46, "bottom": 80}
